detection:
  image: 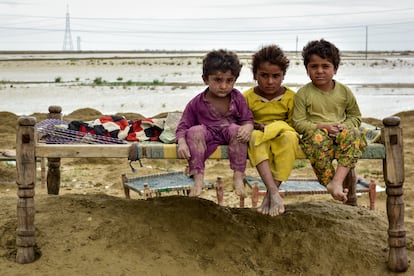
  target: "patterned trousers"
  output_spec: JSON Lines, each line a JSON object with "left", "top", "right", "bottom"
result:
{"left": 300, "top": 127, "right": 367, "bottom": 186}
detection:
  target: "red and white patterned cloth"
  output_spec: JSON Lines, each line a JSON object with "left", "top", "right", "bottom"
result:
{"left": 68, "top": 115, "right": 164, "bottom": 142}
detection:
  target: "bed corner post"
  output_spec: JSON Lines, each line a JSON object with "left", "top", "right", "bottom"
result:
{"left": 344, "top": 168, "right": 357, "bottom": 206}
{"left": 16, "top": 116, "right": 37, "bottom": 264}
{"left": 382, "top": 116, "right": 408, "bottom": 272}
{"left": 46, "top": 105, "right": 62, "bottom": 195}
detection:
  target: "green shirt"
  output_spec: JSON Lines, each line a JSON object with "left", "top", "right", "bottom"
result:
{"left": 293, "top": 80, "right": 362, "bottom": 135}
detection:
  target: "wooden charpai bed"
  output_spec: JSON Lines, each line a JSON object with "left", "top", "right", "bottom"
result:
{"left": 15, "top": 106, "right": 408, "bottom": 272}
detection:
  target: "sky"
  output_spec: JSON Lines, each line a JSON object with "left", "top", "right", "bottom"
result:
{"left": 1, "top": 0, "right": 414, "bottom": 52}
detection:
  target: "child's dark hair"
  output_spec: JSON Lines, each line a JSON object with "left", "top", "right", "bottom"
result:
{"left": 202, "top": 49, "right": 242, "bottom": 78}
{"left": 252, "top": 45, "right": 289, "bottom": 76}
{"left": 302, "top": 39, "right": 341, "bottom": 70}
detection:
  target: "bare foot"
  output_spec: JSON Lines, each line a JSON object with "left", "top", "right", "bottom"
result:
{"left": 189, "top": 183, "right": 203, "bottom": 197}
{"left": 257, "top": 190, "right": 284, "bottom": 217}
{"left": 268, "top": 190, "right": 285, "bottom": 216}
{"left": 327, "top": 181, "right": 348, "bottom": 202}
{"left": 189, "top": 174, "right": 204, "bottom": 197}
{"left": 233, "top": 171, "right": 246, "bottom": 198}
{"left": 257, "top": 191, "right": 270, "bottom": 215}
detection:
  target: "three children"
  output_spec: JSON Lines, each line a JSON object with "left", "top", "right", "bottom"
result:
{"left": 177, "top": 39, "right": 366, "bottom": 214}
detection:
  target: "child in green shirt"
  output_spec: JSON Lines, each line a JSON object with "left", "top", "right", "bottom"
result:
{"left": 293, "top": 39, "right": 367, "bottom": 203}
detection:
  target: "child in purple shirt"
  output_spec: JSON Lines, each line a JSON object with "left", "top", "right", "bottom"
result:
{"left": 176, "top": 49, "right": 254, "bottom": 198}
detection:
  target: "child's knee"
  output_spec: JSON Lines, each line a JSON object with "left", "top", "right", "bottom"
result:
{"left": 187, "top": 125, "right": 205, "bottom": 139}
{"left": 280, "top": 131, "right": 299, "bottom": 143}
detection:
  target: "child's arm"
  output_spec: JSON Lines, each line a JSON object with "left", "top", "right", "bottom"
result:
{"left": 292, "top": 91, "right": 317, "bottom": 133}
{"left": 175, "top": 99, "right": 197, "bottom": 159}
{"left": 235, "top": 91, "right": 254, "bottom": 142}
{"left": 343, "top": 90, "right": 362, "bottom": 128}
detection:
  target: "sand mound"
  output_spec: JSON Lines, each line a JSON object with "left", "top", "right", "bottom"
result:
{"left": 0, "top": 194, "right": 389, "bottom": 275}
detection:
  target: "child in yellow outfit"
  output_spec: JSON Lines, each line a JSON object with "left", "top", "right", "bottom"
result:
{"left": 244, "top": 45, "right": 299, "bottom": 216}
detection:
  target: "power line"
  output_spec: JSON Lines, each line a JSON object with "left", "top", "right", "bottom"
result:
{"left": 1, "top": 20, "right": 413, "bottom": 35}
{"left": 1, "top": 7, "right": 413, "bottom": 21}
{"left": 1, "top": 8, "right": 413, "bottom": 51}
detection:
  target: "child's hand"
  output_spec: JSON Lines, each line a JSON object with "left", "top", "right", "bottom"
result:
{"left": 254, "top": 122, "right": 265, "bottom": 131}
{"left": 177, "top": 139, "right": 191, "bottom": 160}
{"left": 330, "top": 124, "right": 343, "bottom": 137}
{"left": 320, "top": 123, "right": 343, "bottom": 138}
{"left": 237, "top": 124, "right": 253, "bottom": 143}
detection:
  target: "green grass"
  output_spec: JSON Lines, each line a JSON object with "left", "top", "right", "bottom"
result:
{"left": 91, "top": 78, "right": 165, "bottom": 86}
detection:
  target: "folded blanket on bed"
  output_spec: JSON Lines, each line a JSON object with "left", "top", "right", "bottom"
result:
{"left": 68, "top": 115, "right": 164, "bottom": 142}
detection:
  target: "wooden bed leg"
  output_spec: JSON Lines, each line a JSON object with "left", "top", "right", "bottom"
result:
{"left": 344, "top": 167, "right": 357, "bottom": 206}
{"left": 239, "top": 196, "right": 245, "bottom": 208}
{"left": 121, "top": 174, "right": 130, "bottom": 199}
{"left": 143, "top": 183, "right": 152, "bottom": 199}
{"left": 216, "top": 177, "right": 224, "bottom": 206}
{"left": 40, "top": 157, "right": 46, "bottom": 188}
{"left": 46, "top": 106, "right": 63, "bottom": 195}
{"left": 16, "top": 117, "right": 37, "bottom": 264}
{"left": 382, "top": 116, "right": 408, "bottom": 272}
{"left": 369, "top": 179, "right": 376, "bottom": 210}
{"left": 47, "top": 158, "right": 60, "bottom": 195}
{"left": 251, "top": 181, "right": 259, "bottom": 208}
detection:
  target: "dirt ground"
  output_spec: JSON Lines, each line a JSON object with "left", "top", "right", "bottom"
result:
{"left": 0, "top": 108, "right": 412, "bottom": 276}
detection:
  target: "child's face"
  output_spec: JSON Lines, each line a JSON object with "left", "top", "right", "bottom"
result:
{"left": 203, "top": 70, "right": 236, "bottom": 98}
{"left": 306, "top": 54, "right": 337, "bottom": 91}
{"left": 255, "top": 61, "right": 285, "bottom": 95}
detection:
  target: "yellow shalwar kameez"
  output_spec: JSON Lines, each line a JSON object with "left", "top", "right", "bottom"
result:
{"left": 243, "top": 87, "right": 299, "bottom": 181}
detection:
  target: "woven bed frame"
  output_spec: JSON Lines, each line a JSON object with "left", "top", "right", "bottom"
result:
{"left": 14, "top": 105, "right": 408, "bottom": 272}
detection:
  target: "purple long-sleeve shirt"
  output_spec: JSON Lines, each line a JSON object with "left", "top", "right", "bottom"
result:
{"left": 176, "top": 88, "right": 254, "bottom": 141}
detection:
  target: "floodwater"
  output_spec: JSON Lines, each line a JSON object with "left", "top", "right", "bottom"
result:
{"left": 1, "top": 84, "right": 413, "bottom": 119}
{"left": 1, "top": 51, "right": 414, "bottom": 119}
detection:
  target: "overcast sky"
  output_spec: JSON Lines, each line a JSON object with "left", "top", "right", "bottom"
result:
{"left": 1, "top": 0, "right": 414, "bottom": 51}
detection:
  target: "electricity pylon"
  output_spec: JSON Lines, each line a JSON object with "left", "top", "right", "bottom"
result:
{"left": 62, "top": 5, "right": 74, "bottom": 51}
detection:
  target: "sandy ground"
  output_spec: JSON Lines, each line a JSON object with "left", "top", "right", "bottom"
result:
{"left": 1, "top": 53, "right": 413, "bottom": 275}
